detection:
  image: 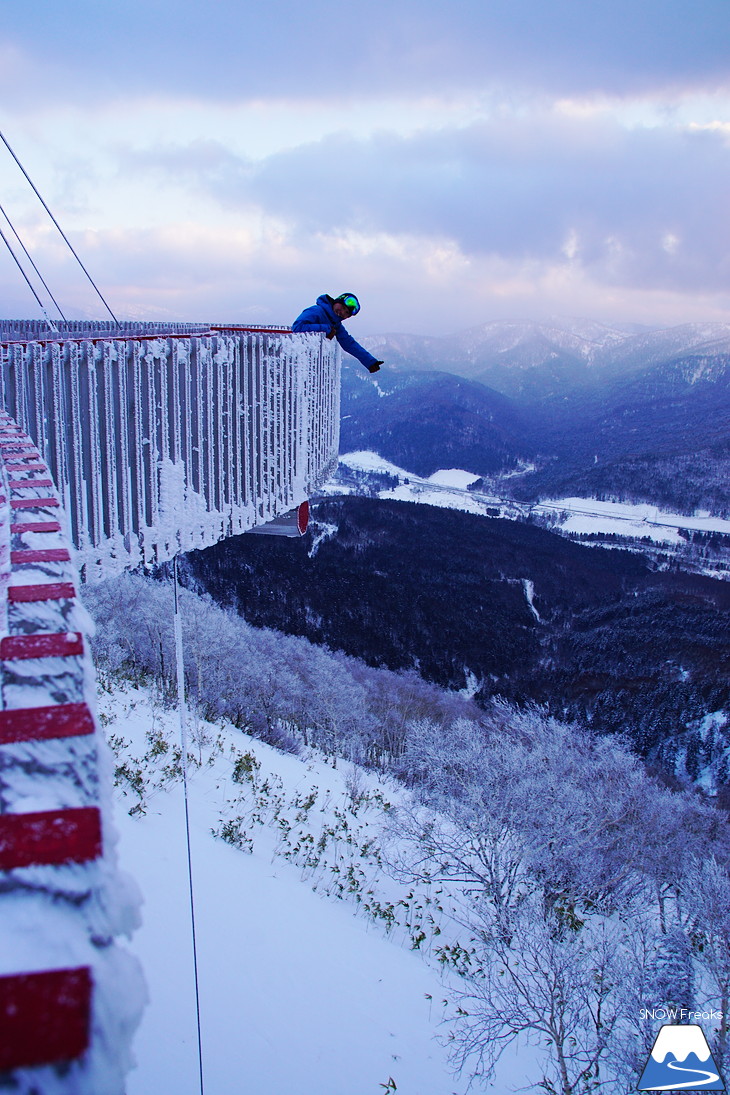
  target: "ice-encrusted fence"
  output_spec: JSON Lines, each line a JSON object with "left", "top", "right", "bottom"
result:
{"left": 0, "top": 321, "right": 340, "bottom": 580}
{"left": 0, "top": 321, "right": 340, "bottom": 1090}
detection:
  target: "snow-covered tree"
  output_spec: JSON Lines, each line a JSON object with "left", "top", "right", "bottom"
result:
{"left": 448, "top": 895, "right": 628, "bottom": 1095}
{"left": 683, "top": 857, "right": 730, "bottom": 1074}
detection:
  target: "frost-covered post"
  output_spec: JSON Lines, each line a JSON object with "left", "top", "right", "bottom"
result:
{"left": 172, "top": 553, "right": 205, "bottom": 1095}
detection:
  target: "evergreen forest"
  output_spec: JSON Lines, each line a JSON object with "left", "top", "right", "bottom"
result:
{"left": 183, "top": 496, "right": 730, "bottom": 795}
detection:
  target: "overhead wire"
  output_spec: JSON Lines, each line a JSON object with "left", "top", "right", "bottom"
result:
{"left": 0, "top": 221, "right": 59, "bottom": 333}
{"left": 0, "top": 128, "right": 120, "bottom": 327}
{"left": 0, "top": 199, "right": 67, "bottom": 323}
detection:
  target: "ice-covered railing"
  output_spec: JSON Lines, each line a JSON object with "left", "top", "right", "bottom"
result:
{"left": 0, "top": 411, "right": 143, "bottom": 1091}
{"left": 0, "top": 322, "right": 340, "bottom": 580}
{"left": 0, "top": 319, "right": 212, "bottom": 342}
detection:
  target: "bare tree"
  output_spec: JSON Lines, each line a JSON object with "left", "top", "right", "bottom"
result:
{"left": 683, "top": 857, "right": 730, "bottom": 1075}
{"left": 449, "top": 897, "right": 628, "bottom": 1095}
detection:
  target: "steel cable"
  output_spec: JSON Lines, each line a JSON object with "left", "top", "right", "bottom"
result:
{"left": 0, "top": 129, "right": 120, "bottom": 326}
{"left": 0, "top": 199, "right": 67, "bottom": 322}
{"left": 0, "top": 222, "right": 59, "bottom": 332}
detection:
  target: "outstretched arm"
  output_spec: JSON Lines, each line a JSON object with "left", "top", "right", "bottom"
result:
{"left": 336, "top": 326, "right": 383, "bottom": 372}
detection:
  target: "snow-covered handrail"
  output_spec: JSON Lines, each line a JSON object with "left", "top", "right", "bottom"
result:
{"left": 0, "top": 323, "right": 340, "bottom": 581}
{"left": 0, "top": 411, "right": 142, "bottom": 1090}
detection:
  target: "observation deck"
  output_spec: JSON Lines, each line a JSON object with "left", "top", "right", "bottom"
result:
{"left": 0, "top": 320, "right": 341, "bottom": 580}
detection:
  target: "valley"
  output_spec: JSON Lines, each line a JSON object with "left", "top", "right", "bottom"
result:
{"left": 328, "top": 450, "right": 730, "bottom": 579}
{"left": 182, "top": 494, "right": 730, "bottom": 797}
{"left": 346, "top": 318, "right": 730, "bottom": 515}
{"left": 184, "top": 318, "right": 730, "bottom": 800}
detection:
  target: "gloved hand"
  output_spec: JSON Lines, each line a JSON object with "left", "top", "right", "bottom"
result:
{"left": 367, "top": 361, "right": 383, "bottom": 374}
{"left": 326, "top": 325, "right": 337, "bottom": 340}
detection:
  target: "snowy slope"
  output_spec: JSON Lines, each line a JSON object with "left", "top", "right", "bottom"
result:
{"left": 103, "top": 684, "right": 526, "bottom": 1095}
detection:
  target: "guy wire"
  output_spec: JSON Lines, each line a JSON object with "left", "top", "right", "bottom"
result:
{"left": 173, "top": 555, "right": 206, "bottom": 1095}
{"left": 0, "top": 128, "right": 120, "bottom": 327}
{"left": 0, "top": 221, "right": 59, "bottom": 332}
{"left": 0, "top": 199, "right": 67, "bottom": 323}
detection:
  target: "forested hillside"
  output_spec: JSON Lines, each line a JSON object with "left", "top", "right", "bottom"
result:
{"left": 183, "top": 497, "right": 730, "bottom": 791}
{"left": 516, "top": 353, "right": 730, "bottom": 513}
{"left": 340, "top": 363, "right": 535, "bottom": 477}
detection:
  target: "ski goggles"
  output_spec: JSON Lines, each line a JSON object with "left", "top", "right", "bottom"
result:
{"left": 337, "top": 294, "right": 360, "bottom": 316}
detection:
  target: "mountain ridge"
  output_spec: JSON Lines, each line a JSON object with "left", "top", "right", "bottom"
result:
{"left": 361, "top": 317, "right": 730, "bottom": 399}
{"left": 347, "top": 317, "right": 730, "bottom": 514}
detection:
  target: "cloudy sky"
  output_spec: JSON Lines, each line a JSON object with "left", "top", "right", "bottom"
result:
{"left": 1, "top": 0, "right": 730, "bottom": 335}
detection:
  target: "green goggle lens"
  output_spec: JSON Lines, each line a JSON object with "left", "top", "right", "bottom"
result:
{"left": 341, "top": 296, "right": 360, "bottom": 315}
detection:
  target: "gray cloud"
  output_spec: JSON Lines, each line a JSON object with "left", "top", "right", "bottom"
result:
{"left": 3, "top": 207, "right": 729, "bottom": 336}
{"left": 114, "top": 107, "right": 730, "bottom": 300}
{"left": 7, "top": 108, "right": 730, "bottom": 333}
{"left": 135, "top": 116, "right": 730, "bottom": 297}
{"left": 2, "top": 0, "right": 730, "bottom": 106}
{"left": 240, "top": 120, "right": 730, "bottom": 294}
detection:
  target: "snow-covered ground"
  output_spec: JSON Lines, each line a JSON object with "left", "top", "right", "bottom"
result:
{"left": 533, "top": 497, "right": 730, "bottom": 544}
{"left": 103, "top": 684, "right": 532, "bottom": 1095}
{"left": 327, "top": 452, "right": 498, "bottom": 517}
{"left": 331, "top": 451, "right": 730, "bottom": 550}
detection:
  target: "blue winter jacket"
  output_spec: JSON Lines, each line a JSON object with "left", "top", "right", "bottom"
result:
{"left": 292, "top": 294, "right": 380, "bottom": 371}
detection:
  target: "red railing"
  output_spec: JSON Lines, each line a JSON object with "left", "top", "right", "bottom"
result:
{"left": 0, "top": 410, "right": 141, "bottom": 1087}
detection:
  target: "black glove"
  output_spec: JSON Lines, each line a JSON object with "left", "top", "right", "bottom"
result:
{"left": 326, "top": 325, "right": 337, "bottom": 340}
{"left": 367, "top": 361, "right": 383, "bottom": 374}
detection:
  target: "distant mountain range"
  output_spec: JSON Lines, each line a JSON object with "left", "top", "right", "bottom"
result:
{"left": 362, "top": 318, "right": 730, "bottom": 398}
{"left": 346, "top": 318, "right": 730, "bottom": 515}
{"left": 340, "top": 367, "right": 534, "bottom": 476}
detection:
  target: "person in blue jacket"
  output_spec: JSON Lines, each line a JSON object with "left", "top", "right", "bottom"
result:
{"left": 292, "top": 293, "right": 384, "bottom": 373}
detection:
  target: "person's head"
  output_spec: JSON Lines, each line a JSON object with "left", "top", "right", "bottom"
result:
{"left": 332, "top": 293, "right": 360, "bottom": 320}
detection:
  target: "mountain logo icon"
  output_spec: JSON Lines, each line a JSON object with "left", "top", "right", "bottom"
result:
{"left": 639, "top": 1024, "right": 725, "bottom": 1090}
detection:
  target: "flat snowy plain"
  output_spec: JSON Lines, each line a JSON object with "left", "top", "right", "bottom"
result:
{"left": 334, "top": 451, "right": 730, "bottom": 547}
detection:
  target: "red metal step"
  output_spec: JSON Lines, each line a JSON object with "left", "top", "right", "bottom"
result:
{"left": 8, "top": 479, "right": 54, "bottom": 489}
{"left": 11, "top": 548, "right": 71, "bottom": 564}
{"left": 0, "top": 967, "right": 92, "bottom": 1069}
{"left": 10, "top": 521, "right": 62, "bottom": 533}
{"left": 0, "top": 632, "right": 83, "bottom": 659}
{"left": 0, "top": 807, "right": 102, "bottom": 869}
{"left": 0, "top": 703, "right": 95, "bottom": 745}
{"left": 8, "top": 583, "right": 76, "bottom": 603}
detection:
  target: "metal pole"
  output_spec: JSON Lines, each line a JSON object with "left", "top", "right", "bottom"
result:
{"left": 173, "top": 556, "right": 205, "bottom": 1095}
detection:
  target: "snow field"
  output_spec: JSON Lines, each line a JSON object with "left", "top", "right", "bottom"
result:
{"left": 102, "top": 682, "right": 484, "bottom": 1095}
{"left": 536, "top": 496, "right": 730, "bottom": 543}
{"left": 333, "top": 451, "right": 730, "bottom": 556}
